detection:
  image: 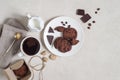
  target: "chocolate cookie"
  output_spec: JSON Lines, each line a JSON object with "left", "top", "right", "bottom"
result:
{"left": 58, "top": 39, "right": 71, "bottom": 52}
{"left": 63, "top": 26, "right": 77, "bottom": 39}
{"left": 13, "top": 64, "right": 28, "bottom": 77}
{"left": 54, "top": 37, "right": 71, "bottom": 53}
{"left": 54, "top": 26, "right": 65, "bottom": 32}
{"left": 54, "top": 37, "right": 63, "bottom": 49}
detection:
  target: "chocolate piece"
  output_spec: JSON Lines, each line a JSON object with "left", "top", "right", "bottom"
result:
{"left": 68, "top": 25, "right": 71, "bottom": 27}
{"left": 92, "top": 21, "right": 96, "bottom": 23}
{"left": 76, "top": 9, "right": 85, "bottom": 15}
{"left": 47, "top": 35, "right": 54, "bottom": 45}
{"left": 87, "top": 27, "right": 91, "bottom": 29}
{"left": 80, "top": 14, "right": 91, "bottom": 23}
{"left": 48, "top": 27, "right": 54, "bottom": 33}
{"left": 88, "top": 23, "right": 92, "bottom": 26}
{"left": 95, "top": 11, "right": 97, "bottom": 14}
{"left": 13, "top": 63, "right": 28, "bottom": 77}
{"left": 65, "top": 21, "right": 68, "bottom": 24}
{"left": 63, "top": 24, "right": 65, "bottom": 26}
{"left": 61, "top": 21, "right": 63, "bottom": 24}
{"left": 97, "top": 8, "right": 100, "bottom": 11}
{"left": 61, "top": 21, "right": 65, "bottom": 26}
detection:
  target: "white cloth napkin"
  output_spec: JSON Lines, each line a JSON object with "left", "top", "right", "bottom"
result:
{"left": 0, "top": 19, "right": 27, "bottom": 68}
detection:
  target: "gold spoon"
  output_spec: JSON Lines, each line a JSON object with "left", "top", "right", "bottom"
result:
{"left": 2, "top": 32, "right": 22, "bottom": 57}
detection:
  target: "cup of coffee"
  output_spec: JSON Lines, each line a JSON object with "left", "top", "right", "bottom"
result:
{"left": 20, "top": 36, "right": 41, "bottom": 56}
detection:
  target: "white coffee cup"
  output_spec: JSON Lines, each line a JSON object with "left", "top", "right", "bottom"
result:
{"left": 20, "top": 36, "right": 41, "bottom": 56}
{"left": 27, "top": 14, "right": 44, "bottom": 32}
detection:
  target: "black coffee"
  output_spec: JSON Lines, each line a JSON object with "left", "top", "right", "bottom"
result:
{"left": 23, "top": 37, "right": 40, "bottom": 56}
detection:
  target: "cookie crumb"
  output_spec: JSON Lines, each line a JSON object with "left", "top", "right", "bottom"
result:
{"left": 87, "top": 27, "right": 91, "bottom": 29}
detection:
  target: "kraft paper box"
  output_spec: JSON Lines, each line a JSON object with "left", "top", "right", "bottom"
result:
{"left": 4, "top": 59, "right": 31, "bottom": 80}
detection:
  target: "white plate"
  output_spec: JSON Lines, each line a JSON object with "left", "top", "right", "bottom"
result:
{"left": 43, "top": 16, "right": 84, "bottom": 56}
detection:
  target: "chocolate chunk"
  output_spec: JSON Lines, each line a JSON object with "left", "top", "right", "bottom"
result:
{"left": 87, "top": 27, "right": 91, "bottom": 29}
{"left": 80, "top": 14, "right": 91, "bottom": 23}
{"left": 76, "top": 9, "right": 85, "bottom": 15}
{"left": 47, "top": 35, "right": 54, "bottom": 45}
{"left": 48, "top": 27, "right": 54, "bottom": 33}
{"left": 63, "top": 24, "right": 65, "bottom": 26}
{"left": 88, "top": 23, "right": 92, "bottom": 26}
{"left": 68, "top": 25, "right": 71, "bottom": 28}
{"left": 95, "top": 11, "right": 97, "bottom": 14}
{"left": 92, "top": 21, "right": 96, "bottom": 23}
{"left": 65, "top": 21, "right": 68, "bottom": 24}
{"left": 61, "top": 21, "right": 64, "bottom": 24}
{"left": 97, "top": 8, "right": 100, "bottom": 11}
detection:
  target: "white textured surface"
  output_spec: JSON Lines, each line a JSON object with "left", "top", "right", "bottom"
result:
{"left": 0, "top": 0, "right": 120, "bottom": 80}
